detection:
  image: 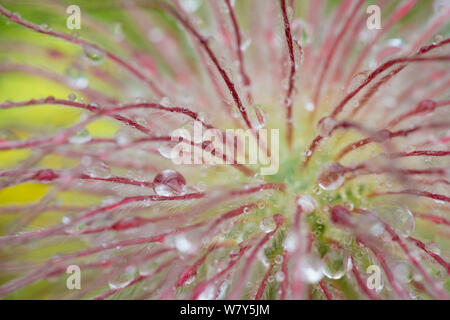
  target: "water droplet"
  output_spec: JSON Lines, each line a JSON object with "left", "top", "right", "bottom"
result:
{"left": 134, "top": 97, "right": 145, "bottom": 104}
{"left": 291, "top": 19, "right": 312, "bottom": 45}
{"left": 387, "top": 38, "right": 403, "bottom": 47}
{"left": 283, "top": 233, "right": 297, "bottom": 252}
{"left": 317, "top": 117, "right": 337, "bottom": 137}
{"left": 304, "top": 99, "right": 315, "bottom": 112}
{"left": 312, "top": 185, "right": 322, "bottom": 195}
{"left": 66, "top": 67, "right": 88, "bottom": 89}
{"left": 296, "top": 195, "right": 317, "bottom": 214}
{"left": 317, "top": 162, "right": 346, "bottom": 190}
{"left": 393, "top": 262, "right": 411, "bottom": 283}
{"left": 86, "top": 161, "right": 111, "bottom": 178}
{"left": 294, "top": 44, "right": 304, "bottom": 69}
{"left": 196, "top": 181, "right": 207, "bottom": 192}
{"left": 260, "top": 216, "right": 276, "bottom": 233}
{"left": 70, "top": 31, "right": 80, "bottom": 39}
{"left": 274, "top": 255, "right": 283, "bottom": 264}
{"left": 434, "top": 0, "right": 450, "bottom": 14}
{"left": 115, "top": 128, "right": 130, "bottom": 146}
{"left": 44, "top": 96, "right": 55, "bottom": 103}
{"left": 240, "top": 38, "right": 252, "bottom": 52}
{"left": 141, "top": 199, "right": 152, "bottom": 207}
{"left": 417, "top": 99, "right": 437, "bottom": 112}
{"left": 248, "top": 104, "right": 266, "bottom": 129}
{"left": 113, "top": 22, "right": 125, "bottom": 42}
{"left": 69, "top": 128, "right": 91, "bottom": 144}
{"left": 184, "top": 274, "right": 196, "bottom": 286}
{"left": 434, "top": 34, "right": 444, "bottom": 43}
{"left": 286, "top": 6, "right": 294, "bottom": 20}
{"left": 344, "top": 201, "right": 354, "bottom": 211}
{"left": 322, "top": 250, "right": 350, "bottom": 280}
{"left": 296, "top": 255, "right": 323, "bottom": 283}
{"left": 275, "top": 271, "right": 285, "bottom": 282}
{"left": 62, "top": 216, "right": 71, "bottom": 225}
{"left": 174, "top": 235, "right": 195, "bottom": 254}
{"left": 181, "top": 121, "right": 203, "bottom": 143}
{"left": 347, "top": 70, "right": 371, "bottom": 93}
{"left": 231, "top": 106, "right": 240, "bottom": 118}
{"left": 158, "top": 142, "right": 176, "bottom": 159}
{"left": 160, "top": 96, "right": 170, "bottom": 107}
{"left": 83, "top": 45, "right": 105, "bottom": 65}
{"left": 138, "top": 262, "right": 156, "bottom": 276}
{"left": 198, "top": 284, "right": 215, "bottom": 300}
{"left": 371, "top": 129, "right": 390, "bottom": 142}
{"left": 426, "top": 242, "right": 441, "bottom": 255}
{"left": 65, "top": 222, "right": 87, "bottom": 235}
{"left": 197, "top": 111, "right": 206, "bottom": 122}
{"left": 148, "top": 27, "right": 164, "bottom": 43}
{"left": 257, "top": 200, "right": 266, "bottom": 209}
{"left": 217, "top": 280, "right": 229, "bottom": 300}
{"left": 153, "top": 169, "right": 187, "bottom": 196}
{"left": 108, "top": 266, "right": 136, "bottom": 289}
{"left": 180, "top": 0, "right": 201, "bottom": 13}
{"left": 376, "top": 204, "right": 414, "bottom": 237}
{"left": 68, "top": 93, "right": 77, "bottom": 101}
